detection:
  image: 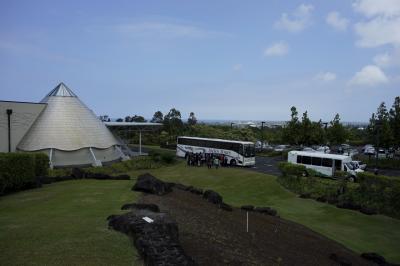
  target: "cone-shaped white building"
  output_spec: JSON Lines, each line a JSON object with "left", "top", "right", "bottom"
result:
{"left": 17, "top": 83, "right": 125, "bottom": 167}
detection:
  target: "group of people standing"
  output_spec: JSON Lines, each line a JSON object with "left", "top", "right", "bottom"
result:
{"left": 185, "top": 152, "right": 230, "bottom": 169}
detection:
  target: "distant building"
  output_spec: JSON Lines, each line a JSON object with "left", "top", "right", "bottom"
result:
{"left": 0, "top": 83, "right": 127, "bottom": 168}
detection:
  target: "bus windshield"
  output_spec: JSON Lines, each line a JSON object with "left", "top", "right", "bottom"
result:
{"left": 243, "top": 144, "right": 255, "bottom": 157}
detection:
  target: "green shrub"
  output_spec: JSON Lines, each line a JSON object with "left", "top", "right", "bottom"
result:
{"left": 149, "top": 150, "right": 176, "bottom": 164}
{"left": 34, "top": 152, "right": 49, "bottom": 177}
{"left": 0, "top": 153, "right": 36, "bottom": 194}
{"left": 278, "top": 162, "right": 306, "bottom": 177}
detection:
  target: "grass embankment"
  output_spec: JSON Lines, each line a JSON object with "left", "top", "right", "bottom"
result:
{"left": 0, "top": 180, "right": 141, "bottom": 266}
{"left": 1, "top": 161, "right": 400, "bottom": 264}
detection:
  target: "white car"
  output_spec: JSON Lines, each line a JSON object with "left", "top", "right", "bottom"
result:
{"left": 364, "top": 147, "right": 376, "bottom": 155}
{"left": 274, "top": 145, "right": 288, "bottom": 152}
{"left": 351, "top": 160, "right": 367, "bottom": 170}
{"left": 302, "top": 147, "right": 316, "bottom": 152}
{"left": 316, "top": 146, "right": 330, "bottom": 154}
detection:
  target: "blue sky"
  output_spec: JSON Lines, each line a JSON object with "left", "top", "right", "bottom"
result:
{"left": 0, "top": 0, "right": 399, "bottom": 122}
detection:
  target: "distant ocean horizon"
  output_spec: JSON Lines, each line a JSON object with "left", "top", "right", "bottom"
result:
{"left": 197, "top": 119, "right": 369, "bottom": 127}
{"left": 107, "top": 117, "right": 368, "bottom": 127}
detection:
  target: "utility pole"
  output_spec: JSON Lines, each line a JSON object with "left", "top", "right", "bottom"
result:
{"left": 6, "top": 109, "right": 12, "bottom": 152}
{"left": 322, "top": 122, "right": 328, "bottom": 146}
{"left": 261, "top": 121, "right": 266, "bottom": 147}
{"left": 374, "top": 120, "right": 382, "bottom": 174}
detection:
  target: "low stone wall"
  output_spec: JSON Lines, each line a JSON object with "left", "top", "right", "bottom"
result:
{"left": 108, "top": 206, "right": 196, "bottom": 266}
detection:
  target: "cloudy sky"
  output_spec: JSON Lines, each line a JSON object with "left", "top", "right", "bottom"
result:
{"left": 0, "top": 0, "right": 399, "bottom": 122}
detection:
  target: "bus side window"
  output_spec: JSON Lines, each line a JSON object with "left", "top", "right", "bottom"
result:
{"left": 322, "top": 158, "right": 332, "bottom": 167}
{"left": 335, "top": 160, "right": 341, "bottom": 171}
{"left": 311, "top": 157, "right": 322, "bottom": 166}
{"left": 302, "top": 156, "right": 311, "bottom": 165}
{"left": 297, "top": 155, "right": 302, "bottom": 164}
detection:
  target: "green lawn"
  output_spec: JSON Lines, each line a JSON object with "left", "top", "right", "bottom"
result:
{"left": 0, "top": 180, "right": 141, "bottom": 266}
{"left": 1, "top": 162, "right": 400, "bottom": 264}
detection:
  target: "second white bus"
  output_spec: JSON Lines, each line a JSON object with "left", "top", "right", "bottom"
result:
{"left": 288, "top": 150, "right": 364, "bottom": 181}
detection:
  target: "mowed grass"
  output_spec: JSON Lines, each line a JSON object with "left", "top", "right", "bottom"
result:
{"left": 0, "top": 180, "right": 141, "bottom": 266}
{"left": 132, "top": 162, "right": 400, "bottom": 264}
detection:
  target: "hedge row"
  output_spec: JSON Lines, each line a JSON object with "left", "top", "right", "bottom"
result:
{"left": 277, "top": 162, "right": 400, "bottom": 218}
{"left": 0, "top": 152, "right": 49, "bottom": 195}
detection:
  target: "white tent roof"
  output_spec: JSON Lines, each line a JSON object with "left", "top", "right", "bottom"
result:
{"left": 17, "top": 83, "right": 119, "bottom": 151}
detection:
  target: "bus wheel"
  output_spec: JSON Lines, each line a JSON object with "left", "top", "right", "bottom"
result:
{"left": 348, "top": 176, "right": 355, "bottom": 182}
{"left": 230, "top": 159, "right": 236, "bottom": 166}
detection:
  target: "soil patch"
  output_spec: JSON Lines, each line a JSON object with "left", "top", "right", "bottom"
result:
{"left": 140, "top": 188, "right": 374, "bottom": 266}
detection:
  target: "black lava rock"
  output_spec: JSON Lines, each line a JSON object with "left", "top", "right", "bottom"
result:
{"left": 189, "top": 187, "right": 203, "bottom": 195}
{"left": 121, "top": 203, "right": 160, "bottom": 212}
{"left": 174, "top": 183, "right": 189, "bottom": 191}
{"left": 329, "top": 253, "right": 352, "bottom": 266}
{"left": 219, "top": 202, "right": 233, "bottom": 211}
{"left": 336, "top": 202, "right": 361, "bottom": 211}
{"left": 316, "top": 196, "right": 327, "bottom": 202}
{"left": 359, "top": 206, "right": 377, "bottom": 215}
{"left": 254, "top": 207, "right": 278, "bottom": 216}
{"left": 108, "top": 210, "right": 196, "bottom": 265}
{"left": 241, "top": 205, "right": 255, "bottom": 211}
{"left": 299, "top": 193, "right": 311, "bottom": 199}
{"left": 203, "top": 190, "right": 223, "bottom": 205}
{"left": 132, "top": 173, "right": 173, "bottom": 195}
{"left": 361, "top": 253, "right": 387, "bottom": 265}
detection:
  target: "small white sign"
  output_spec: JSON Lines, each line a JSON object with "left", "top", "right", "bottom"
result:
{"left": 142, "top": 216, "right": 154, "bottom": 223}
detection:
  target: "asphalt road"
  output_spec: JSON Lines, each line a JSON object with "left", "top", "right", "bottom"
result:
{"left": 249, "top": 156, "right": 284, "bottom": 176}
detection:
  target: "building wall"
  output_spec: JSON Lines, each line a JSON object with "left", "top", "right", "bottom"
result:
{"left": 41, "top": 146, "right": 122, "bottom": 167}
{"left": 0, "top": 101, "right": 46, "bottom": 152}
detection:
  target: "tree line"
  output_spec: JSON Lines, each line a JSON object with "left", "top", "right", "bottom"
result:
{"left": 103, "top": 95, "right": 400, "bottom": 148}
{"left": 366, "top": 96, "right": 400, "bottom": 148}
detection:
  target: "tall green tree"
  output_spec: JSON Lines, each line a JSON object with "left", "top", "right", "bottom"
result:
{"left": 187, "top": 112, "right": 197, "bottom": 126}
{"left": 282, "top": 106, "right": 300, "bottom": 145}
{"left": 163, "top": 108, "right": 183, "bottom": 139}
{"left": 151, "top": 111, "right": 164, "bottom": 123}
{"left": 131, "top": 115, "right": 146, "bottom": 122}
{"left": 376, "top": 102, "right": 393, "bottom": 148}
{"left": 299, "top": 111, "right": 313, "bottom": 145}
{"left": 389, "top": 96, "right": 400, "bottom": 147}
{"left": 367, "top": 102, "right": 393, "bottom": 148}
{"left": 327, "top": 114, "right": 347, "bottom": 145}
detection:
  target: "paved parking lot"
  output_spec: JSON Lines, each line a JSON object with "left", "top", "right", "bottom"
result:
{"left": 249, "top": 156, "right": 284, "bottom": 176}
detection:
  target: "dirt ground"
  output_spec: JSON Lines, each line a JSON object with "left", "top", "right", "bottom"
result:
{"left": 139, "top": 188, "right": 374, "bottom": 266}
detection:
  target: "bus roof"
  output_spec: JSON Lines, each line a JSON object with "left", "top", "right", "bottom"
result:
{"left": 178, "top": 136, "right": 254, "bottom": 145}
{"left": 289, "top": 150, "right": 352, "bottom": 160}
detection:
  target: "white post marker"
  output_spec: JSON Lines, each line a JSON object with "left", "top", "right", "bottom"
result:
{"left": 246, "top": 211, "right": 249, "bottom": 233}
{"left": 142, "top": 216, "right": 154, "bottom": 223}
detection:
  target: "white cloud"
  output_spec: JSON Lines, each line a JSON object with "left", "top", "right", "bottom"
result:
{"left": 353, "top": 0, "right": 400, "bottom": 18}
{"left": 354, "top": 16, "right": 400, "bottom": 47}
{"left": 264, "top": 42, "right": 289, "bottom": 57}
{"left": 373, "top": 53, "right": 391, "bottom": 67}
{"left": 373, "top": 48, "right": 400, "bottom": 68}
{"left": 233, "top": 64, "right": 242, "bottom": 71}
{"left": 326, "top": 11, "right": 349, "bottom": 31}
{"left": 348, "top": 65, "right": 389, "bottom": 86}
{"left": 353, "top": 0, "right": 400, "bottom": 48}
{"left": 314, "top": 72, "right": 337, "bottom": 82}
{"left": 274, "top": 4, "right": 314, "bottom": 33}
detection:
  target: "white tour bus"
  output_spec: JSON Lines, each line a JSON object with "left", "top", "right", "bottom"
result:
{"left": 176, "top": 136, "right": 256, "bottom": 166}
{"left": 288, "top": 151, "right": 364, "bottom": 181}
